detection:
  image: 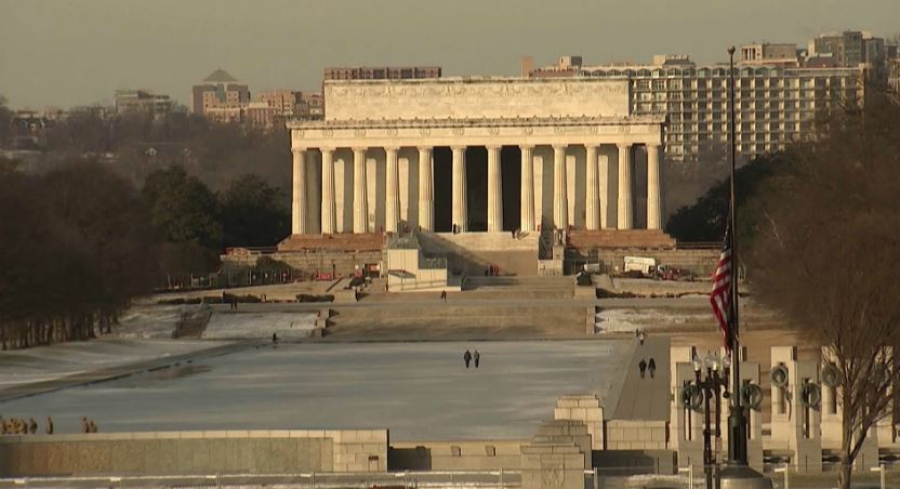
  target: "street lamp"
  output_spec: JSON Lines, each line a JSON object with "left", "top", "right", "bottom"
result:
{"left": 693, "top": 351, "right": 731, "bottom": 489}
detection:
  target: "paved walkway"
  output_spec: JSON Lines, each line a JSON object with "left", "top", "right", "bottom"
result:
{"left": 611, "top": 335, "right": 670, "bottom": 421}
{"left": 0, "top": 342, "right": 253, "bottom": 403}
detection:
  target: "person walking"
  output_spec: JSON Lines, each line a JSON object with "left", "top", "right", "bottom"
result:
{"left": 272, "top": 333, "right": 278, "bottom": 345}
{"left": 639, "top": 359, "right": 647, "bottom": 379}
{"left": 46, "top": 416, "right": 54, "bottom": 435}
{"left": 81, "top": 416, "right": 90, "bottom": 433}
{"left": 28, "top": 418, "right": 37, "bottom": 434}
{"left": 440, "top": 290, "right": 448, "bottom": 302}
{"left": 464, "top": 350, "right": 472, "bottom": 369}
{"left": 474, "top": 350, "right": 481, "bottom": 369}
{"left": 638, "top": 331, "right": 646, "bottom": 346}
{"left": 648, "top": 358, "right": 657, "bottom": 379}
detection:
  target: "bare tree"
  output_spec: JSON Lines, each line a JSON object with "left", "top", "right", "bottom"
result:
{"left": 748, "top": 93, "right": 900, "bottom": 489}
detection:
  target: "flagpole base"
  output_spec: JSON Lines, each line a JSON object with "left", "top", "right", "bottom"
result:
{"left": 719, "top": 465, "right": 772, "bottom": 489}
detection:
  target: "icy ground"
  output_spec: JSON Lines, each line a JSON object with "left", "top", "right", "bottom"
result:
{"left": 0, "top": 340, "right": 628, "bottom": 440}
{"left": 0, "top": 338, "right": 229, "bottom": 388}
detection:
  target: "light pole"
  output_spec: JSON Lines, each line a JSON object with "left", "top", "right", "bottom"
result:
{"left": 693, "top": 351, "right": 730, "bottom": 489}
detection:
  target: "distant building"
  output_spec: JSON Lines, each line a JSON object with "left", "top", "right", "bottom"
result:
{"left": 531, "top": 54, "right": 865, "bottom": 161}
{"left": 323, "top": 66, "right": 441, "bottom": 81}
{"left": 739, "top": 43, "right": 800, "bottom": 67}
{"left": 889, "top": 58, "right": 900, "bottom": 93}
{"left": 191, "top": 69, "right": 250, "bottom": 116}
{"left": 246, "top": 90, "right": 324, "bottom": 130}
{"left": 809, "top": 31, "right": 893, "bottom": 84}
{"left": 114, "top": 89, "right": 173, "bottom": 117}
{"left": 294, "top": 91, "right": 323, "bottom": 120}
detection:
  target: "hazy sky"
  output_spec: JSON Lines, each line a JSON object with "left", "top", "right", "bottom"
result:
{"left": 1, "top": 0, "right": 898, "bottom": 109}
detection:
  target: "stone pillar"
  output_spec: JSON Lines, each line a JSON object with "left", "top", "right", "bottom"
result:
{"left": 646, "top": 144, "right": 662, "bottom": 230}
{"left": 617, "top": 143, "right": 633, "bottom": 230}
{"left": 585, "top": 144, "right": 600, "bottom": 231}
{"left": 320, "top": 148, "right": 335, "bottom": 234}
{"left": 599, "top": 152, "right": 610, "bottom": 229}
{"left": 520, "top": 145, "right": 535, "bottom": 233}
{"left": 291, "top": 148, "right": 306, "bottom": 234}
{"left": 353, "top": 147, "right": 369, "bottom": 234}
{"left": 385, "top": 146, "right": 400, "bottom": 233}
{"left": 452, "top": 146, "right": 468, "bottom": 232}
{"left": 553, "top": 145, "right": 568, "bottom": 230}
{"left": 418, "top": 146, "right": 434, "bottom": 231}
{"left": 487, "top": 145, "right": 503, "bottom": 232}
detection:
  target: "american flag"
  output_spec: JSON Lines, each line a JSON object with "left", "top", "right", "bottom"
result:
{"left": 710, "top": 220, "right": 733, "bottom": 351}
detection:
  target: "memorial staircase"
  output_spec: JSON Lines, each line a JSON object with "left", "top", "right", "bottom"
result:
{"left": 325, "top": 275, "right": 589, "bottom": 339}
{"left": 417, "top": 231, "right": 539, "bottom": 277}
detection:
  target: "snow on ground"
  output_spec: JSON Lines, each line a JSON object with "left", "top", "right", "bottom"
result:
{"left": 201, "top": 311, "right": 318, "bottom": 340}
{"left": 594, "top": 308, "right": 711, "bottom": 333}
{"left": 0, "top": 338, "right": 228, "bottom": 388}
{"left": 0, "top": 340, "right": 628, "bottom": 440}
{"left": 116, "top": 305, "right": 186, "bottom": 339}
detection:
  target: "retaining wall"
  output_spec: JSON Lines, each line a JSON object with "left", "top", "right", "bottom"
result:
{"left": 0, "top": 429, "right": 388, "bottom": 477}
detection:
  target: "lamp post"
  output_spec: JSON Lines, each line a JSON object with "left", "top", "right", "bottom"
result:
{"left": 694, "top": 351, "right": 730, "bottom": 489}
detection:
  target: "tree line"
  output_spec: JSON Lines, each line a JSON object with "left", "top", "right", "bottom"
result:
{"left": 0, "top": 157, "right": 289, "bottom": 350}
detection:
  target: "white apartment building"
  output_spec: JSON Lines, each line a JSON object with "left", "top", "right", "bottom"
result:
{"left": 532, "top": 56, "right": 865, "bottom": 161}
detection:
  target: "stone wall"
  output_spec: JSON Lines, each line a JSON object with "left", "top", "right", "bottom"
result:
{"left": 389, "top": 440, "right": 526, "bottom": 471}
{"left": 0, "top": 429, "right": 388, "bottom": 477}
{"left": 553, "top": 395, "right": 605, "bottom": 450}
{"left": 223, "top": 250, "right": 384, "bottom": 278}
{"left": 604, "top": 420, "right": 668, "bottom": 451}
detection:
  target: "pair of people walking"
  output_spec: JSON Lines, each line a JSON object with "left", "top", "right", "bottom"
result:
{"left": 463, "top": 349, "right": 481, "bottom": 369}
{"left": 638, "top": 358, "right": 657, "bottom": 379}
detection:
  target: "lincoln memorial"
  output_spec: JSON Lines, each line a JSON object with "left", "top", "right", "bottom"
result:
{"left": 279, "top": 77, "right": 672, "bottom": 276}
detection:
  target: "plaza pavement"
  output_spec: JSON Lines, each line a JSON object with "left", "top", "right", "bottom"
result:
{"left": 612, "top": 336, "right": 670, "bottom": 421}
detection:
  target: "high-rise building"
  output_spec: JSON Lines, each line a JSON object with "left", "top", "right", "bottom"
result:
{"left": 809, "top": 31, "right": 894, "bottom": 83}
{"left": 531, "top": 54, "right": 865, "bottom": 162}
{"left": 191, "top": 69, "right": 250, "bottom": 116}
{"left": 323, "top": 66, "right": 441, "bottom": 81}
{"left": 114, "top": 89, "right": 173, "bottom": 117}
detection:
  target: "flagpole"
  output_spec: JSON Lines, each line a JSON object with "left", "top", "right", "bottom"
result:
{"left": 726, "top": 45, "right": 748, "bottom": 467}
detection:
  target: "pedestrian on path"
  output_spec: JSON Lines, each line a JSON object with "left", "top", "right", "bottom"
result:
{"left": 639, "top": 359, "right": 647, "bottom": 379}
{"left": 440, "top": 290, "right": 448, "bottom": 302}
{"left": 648, "top": 358, "right": 657, "bottom": 379}
{"left": 272, "top": 333, "right": 278, "bottom": 345}
{"left": 28, "top": 418, "right": 37, "bottom": 434}
{"left": 639, "top": 331, "right": 646, "bottom": 346}
{"left": 474, "top": 350, "right": 481, "bottom": 368}
{"left": 464, "top": 350, "right": 472, "bottom": 368}
{"left": 46, "top": 416, "right": 53, "bottom": 435}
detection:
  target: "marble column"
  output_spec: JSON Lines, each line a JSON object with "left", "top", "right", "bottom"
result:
{"left": 353, "top": 147, "right": 369, "bottom": 234}
{"left": 291, "top": 148, "right": 306, "bottom": 234}
{"left": 647, "top": 144, "right": 662, "bottom": 230}
{"left": 617, "top": 143, "right": 633, "bottom": 230}
{"left": 585, "top": 144, "right": 600, "bottom": 231}
{"left": 452, "top": 146, "right": 468, "bottom": 232}
{"left": 553, "top": 145, "right": 568, "bottom": 230}
{"left": 320, "top": 147, "right": 335, "bottom": 234}
{"left": 520, "top": 145, "right": 535, "bottom": 233}
{"left": 487, "top": 145, "right": 503, "bottom": 232}
{"left": 599, "top": 153, "right": 610, "bottom": 229}
{"left": 385, "top": 146, "right": 400, "bottom": 233}
{"left": 418, "top": 146, "right": 434, "bottom": 231}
